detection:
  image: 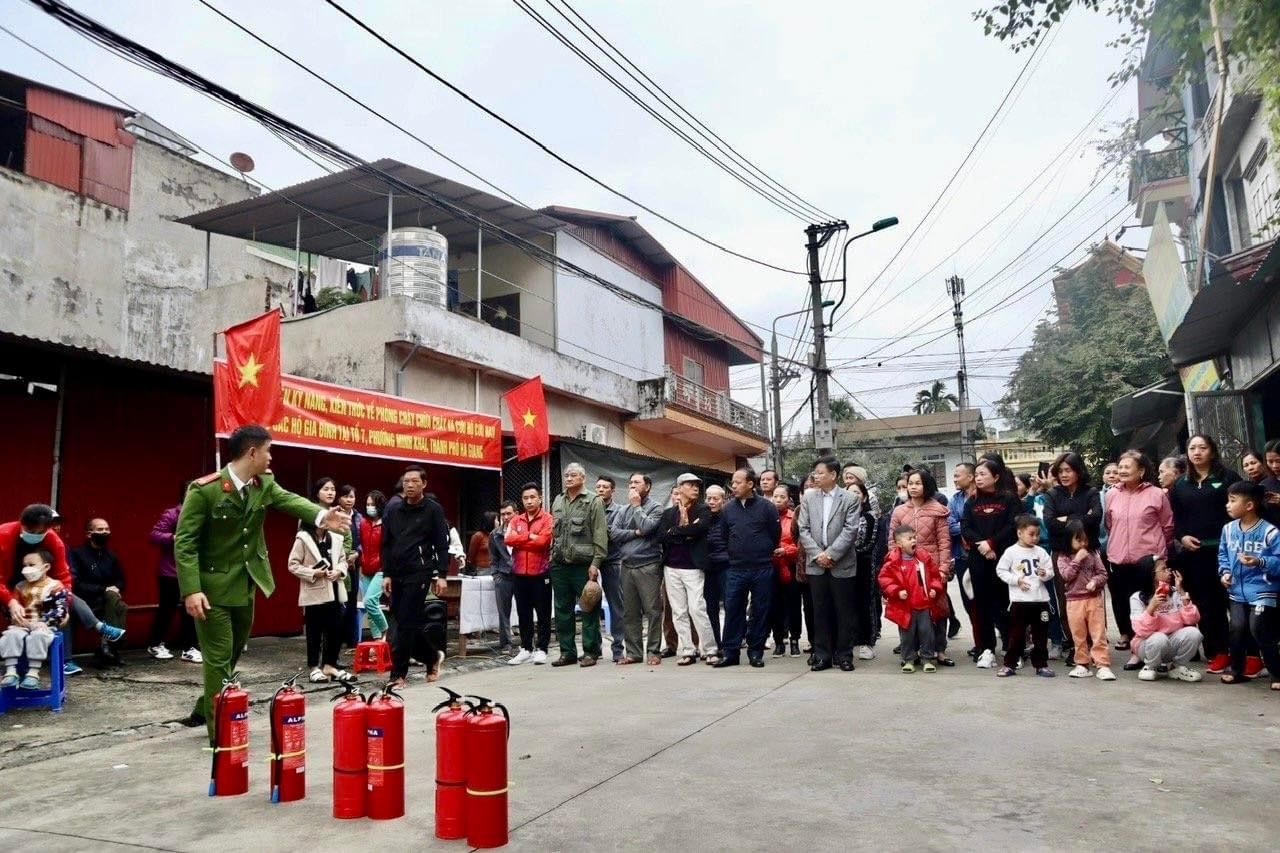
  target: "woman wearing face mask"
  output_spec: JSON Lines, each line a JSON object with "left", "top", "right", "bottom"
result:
{"left": 961, "top": 457, "right": 1021, "bottom": 668}
{"left": 336, "top": 485, "right": 362, "bottom": 648}
{"left": 1167, "top": 434, "right": 1241, "bottom": 674}
{"left": 359, "top": 490, "right": 388, "bottom": 641}
{"left": 1103, "top": 450, "right": 1174, "bottom": 666}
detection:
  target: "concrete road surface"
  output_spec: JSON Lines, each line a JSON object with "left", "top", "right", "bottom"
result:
{"left": 1, "top": 637, "right": 1278, "bottom": 852}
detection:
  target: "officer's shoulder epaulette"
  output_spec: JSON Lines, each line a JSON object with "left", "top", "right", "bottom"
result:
{"left": 193, "top": 472, "right": 221, "bottom": 487}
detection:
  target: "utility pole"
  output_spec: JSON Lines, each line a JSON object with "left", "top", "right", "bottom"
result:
{"left": 946, "top": 275, "right": 971, "bottom": 455}
{"left": 805, "top": 221, "right": 847, "bottom": 455}
{"left": 769, "top": 331, "right": 801, "bottom": 479}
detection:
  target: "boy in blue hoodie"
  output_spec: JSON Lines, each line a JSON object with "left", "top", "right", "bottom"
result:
{"left": 1218, "top": 481, "right": 1280, "bottom": 687}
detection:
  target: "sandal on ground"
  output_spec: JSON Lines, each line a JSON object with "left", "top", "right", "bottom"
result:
{"left": 703, "top": 655, "right": 721, "bottom": 665}
{"left": 645, "top": 655, "right": 662, "bottom": 666}
{"left": 996, "top": 666, "right": 1016, "bottom": 677}
{"left": 1270, "top": 681, "right": 1280, "bottom": 691}
{"left": 330, "top": 669, "right": 357, "bottom": 685}
{"left": 677, "top": 656, "right": 695, "bottom": 666}
{"left": 616, "top": 656, "right": 641, "bottom": 665}
{"left": 1114, "top": 638, "right": 1130, "bottom": 651}
{"left": 309, "top": 667, "right": 329, "bottom": 683}
{"left": 1220, "top": 673, "right": 1251, "bottom": 684}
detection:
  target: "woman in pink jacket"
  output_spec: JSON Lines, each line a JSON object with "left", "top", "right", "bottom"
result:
{"left": 1129, "top": 554, "right": 1202, "bottom": 683}
{"left": 1103, "top": 450, "right": 1173, "bottom": 663}
{"left": 891, "top": 468, "right": 954, "bottom": 665}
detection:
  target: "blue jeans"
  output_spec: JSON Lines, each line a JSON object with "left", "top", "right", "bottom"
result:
{"left": 722, "top": 567, "right": 773, "bottom": 658}
{"left": 362, "top": 572, "right": 387, "bottom": 639}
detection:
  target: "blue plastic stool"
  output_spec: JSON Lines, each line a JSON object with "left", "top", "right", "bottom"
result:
{"left": 0, "top": 631, "right": 67, "bottom": 713}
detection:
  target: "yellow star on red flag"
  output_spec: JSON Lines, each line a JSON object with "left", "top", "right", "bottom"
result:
{"left": 522, "top": 408, "right": 537, "bottom": 428}
{"left": 238, "top": 352, "right": 265, "bottom": 388}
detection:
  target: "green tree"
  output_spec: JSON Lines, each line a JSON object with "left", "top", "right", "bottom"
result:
{"left": 912, "top": 380, "right": 959, "bottom": 415}
{"left": 829, "top": 396, "right": 859, "bottom": 422}
{"left": 974, "top": 1, "right": 1280, "bottom": 143}
{"left": 998, "top": 263, "right": 1171, "bottom": 467}
{"left": 314, "top": 287, "right": 361, "bottom": 310}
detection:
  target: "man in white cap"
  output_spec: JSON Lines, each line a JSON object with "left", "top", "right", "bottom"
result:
{"left": 657, "top": 474, "right": 718, "bottom": 665}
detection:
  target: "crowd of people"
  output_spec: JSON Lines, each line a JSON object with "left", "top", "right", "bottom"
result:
{"left": 3, "top": 428, "right": 1279, "bottom": 705}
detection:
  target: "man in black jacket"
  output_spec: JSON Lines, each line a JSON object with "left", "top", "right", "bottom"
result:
{"left": 69, "top": 517, "right": 129, "bottom": 666}
{"left": 657, "top": 474, "right": 717, "bottom": 665}
{"left": 380, "top": 465, "right": 450, "bottom": 686}
{"left": 704, "top": 484, "right": 729, "bottom": 656}
{"left": 715, "top": 468, "right": 781, "bottom": 668}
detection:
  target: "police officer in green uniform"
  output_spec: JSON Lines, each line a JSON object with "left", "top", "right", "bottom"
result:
{"left": 176, "top": 424, "right": 350, "bottom": 741}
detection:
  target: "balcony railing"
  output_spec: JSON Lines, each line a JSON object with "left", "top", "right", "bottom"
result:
{"left": 665, "top": 366, "right": 765, "bottom": 437}
{"left": 1134, "top": 146, "right": 1189, "bottom": 187}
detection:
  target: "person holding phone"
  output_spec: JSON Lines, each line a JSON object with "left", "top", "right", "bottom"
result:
{"left": 1129, "top": 554, "right": 1203, "bottom": 683}
{"left": 288, "top": 477, "right": 357, "bottom": 684}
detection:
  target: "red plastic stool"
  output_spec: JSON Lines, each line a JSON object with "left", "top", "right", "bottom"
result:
{"left": 353, "top": 640, "right": 392, "bottom": 673}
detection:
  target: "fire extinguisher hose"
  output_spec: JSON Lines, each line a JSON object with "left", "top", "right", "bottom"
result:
{"left": 205, "top": 677, "right": 240, "bottom": 796}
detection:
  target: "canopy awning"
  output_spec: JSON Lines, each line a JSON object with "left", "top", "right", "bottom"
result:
{"left": 1167, "top": 239, "right": 1280, "bottom": 366}
{"left": 178, "top": 159, "right": 567, "bottom": 263}
{"left": 1111, "top": 375, "right": 1184, "bottom": 436}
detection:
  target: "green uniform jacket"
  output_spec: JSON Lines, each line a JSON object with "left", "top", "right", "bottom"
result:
{"left": 175, "top": 469, "right": 324, "bottom": 606}
{"left": 550, "top": 490, "right": 608, "bottom": 569}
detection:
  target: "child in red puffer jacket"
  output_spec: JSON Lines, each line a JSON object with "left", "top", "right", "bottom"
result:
{"left": 879, "top": 525, "right": 947, "bottom": 673}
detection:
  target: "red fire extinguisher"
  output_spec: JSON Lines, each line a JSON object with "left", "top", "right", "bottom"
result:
{"left": 432, "top": 686, "right": 470, "bottom": 839}
{"left": 331, "top": 682, "right": 368, "bottom": 819}
{"left": 464, "top": 695, "right": 510, "bottom": 849}
{"left": 268, "top": 671, "right": 306, "bottom": 804}
{"left": 208, "top": 676, "right": 250, "bottom": 797}
{"left": 366, "top": 683, "right": 406, "bottom": 820}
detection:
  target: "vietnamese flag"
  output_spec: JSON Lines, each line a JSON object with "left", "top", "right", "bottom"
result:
{"left": 216, "top": 309, "right": 284, "bottom": 429}
{"left": 503, "top": 376, "right": 549, "bottom": 461}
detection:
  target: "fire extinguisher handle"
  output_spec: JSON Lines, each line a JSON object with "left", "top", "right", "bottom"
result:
{"left": 431, "top": 685, "right": 464, "bottom": 712}
{"left": 494, "top": 702, "right": 511, "bottom": 740}
{"left": 330, "top": 682, "right": 364, "bottom": 702}
{"left": 282, "top": 668, "right": 302, "bottom": 689}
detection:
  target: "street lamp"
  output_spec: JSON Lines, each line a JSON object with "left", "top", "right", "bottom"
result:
{"left": 828, "top": 216, "right": 899, "bottom": 325}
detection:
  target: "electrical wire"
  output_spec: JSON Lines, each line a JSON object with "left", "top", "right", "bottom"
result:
{"left": 318, "top": 0, "right": 807, "bottom": 275}
{"left": 512, "top": 0, "right": 819, "bottom": 223}
{"left": 549, "top": 0, "right": 837, "bottom": 222}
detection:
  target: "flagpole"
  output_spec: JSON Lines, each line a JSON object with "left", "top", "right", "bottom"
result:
{"left": 213, "top": 330, "right": 222, "bottom": 471}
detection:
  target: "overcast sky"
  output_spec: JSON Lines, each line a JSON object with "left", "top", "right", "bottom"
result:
{"left": 2, "top": 0, "right": 1138, "bottom": 438}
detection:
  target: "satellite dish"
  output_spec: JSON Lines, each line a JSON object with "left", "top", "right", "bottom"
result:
{"left": 230, "top": 152, "right": 255, "bottom": 173}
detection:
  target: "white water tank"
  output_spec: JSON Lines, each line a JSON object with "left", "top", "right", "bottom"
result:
{"left": 379, "top": 227, "right": 448, "bottom": 305}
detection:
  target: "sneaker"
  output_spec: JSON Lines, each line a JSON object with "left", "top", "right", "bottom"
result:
{"left": 531, "top": 649, "right": 548, "bottom": 665}
{"left": 99, "top": 623, "right": 125, "bottom": 643}
{"left": 857, "top": 645, "right": 876, "bottom": 661}
{"left": 1138, "top": 665, "right": 1158, "bottom": 681}
{"left": 0, "top": 673, "right": 16, "bottom": 688}
{"left": 1172, "top": 665, "right": 1202, "bottom": 683}
{"left": 1095, "top": 666, "right": 1116, "bottom": 681}
{"left": 1035, "top": 667, "right": 1056, "bottom": 678}
{"left": 148, "top": 643, "right": 173, "bottom": 660}
{"left": 772, "top": 643, "right": 786, "bottom": 657}
{"left": 1244, "top": 656, "right": 1265, "bottom": 678}
{"left": 789, "top": 641, "right": 801, "bottom": 658}
{"left": 508, "top": 648, "right": 532, "bottom": 666}
{"left": 1205, "top": 653, "right": 1230, "bottom": 675}
{"left": 901, "top": 661, "right": 915, "bottom": 673}
{"left": 975, "top": 649, "right": 996, "bottom": 669}
{"left": 1048, "top": 643, "right": 1062, "bottom": 661}
{"left": 19, "top": 674, "right": 41, "bottom": 690}
{"left": 181, "top": 648, "right": 203, "bottom": 664}
{"left": 64, "top": 660, "right": 83, "bottom": 676}
{"left": 1069, "top": 665, "right": 1091, "bottom": 678}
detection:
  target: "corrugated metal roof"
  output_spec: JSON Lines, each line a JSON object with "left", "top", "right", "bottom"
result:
{"left": 24, "top": 126, "right": 80, "bottom": 195}
{"left": 26, "top": 85, "right": 131, "bottom": 146}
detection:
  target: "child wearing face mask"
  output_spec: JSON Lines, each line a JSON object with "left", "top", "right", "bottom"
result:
{"left": 1, "top": 551, "right": 69, "bottom": 689}
{"left": 359, "top": 490, "right": 388, "bottom": 640}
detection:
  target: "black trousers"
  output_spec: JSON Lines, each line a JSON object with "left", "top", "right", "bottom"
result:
{"left": 304, "top": 599, "right": 344, "bottom": 669}
{"left": 1109, "top": 561, "right": 1143, "bottom": 639}
{"left": 770, "top": 578, "right": 802, "bottom": 644}
{"left": 798, "top": 581, "right": 815, "bottom": 647}
{"left": 1179, "top": 547, "right": 1230, "bottom": 658}
{"left": 147, "top": 575, "right": 197, "bottom": 650}
{"left": 513, "top": 573, "right": 552, "bottom": 652}
{"left": 810, "top": 572, "right": 855, "bottom": 664}
{"left": 389, "top": 578, "right": 429, "bottom": 679}
{"left": 970, "top": 554, "right": 1010, "bottom": 653}
{"left": 1005, "top": 602, "right": 1049, "bottom": 669}
{"left": 1229, "top": 601, "right": 1280, "bottom": 677}
{"left": 851, "top": 559, "right": 875, "bottom": 646}
{"left": 703, "top": 569, "right": 724, "bottom": 651}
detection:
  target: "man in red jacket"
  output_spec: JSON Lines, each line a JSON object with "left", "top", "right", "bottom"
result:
{"left": 1, "top": 504, "right": 73, "bottom": 625}
{"left": 504, "top": 483, "right": 553, "bottom": 665}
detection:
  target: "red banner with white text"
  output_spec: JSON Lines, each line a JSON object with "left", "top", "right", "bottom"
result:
{"left": 214, "top": 361, "right": 502, "bottom": 470}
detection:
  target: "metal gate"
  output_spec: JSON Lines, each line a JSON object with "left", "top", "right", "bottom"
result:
{"left": 1191, "top": 391, "right": 1253, "bottom": 469}
{"left": 502, "top": 438, "right": 546, "bottom": 502}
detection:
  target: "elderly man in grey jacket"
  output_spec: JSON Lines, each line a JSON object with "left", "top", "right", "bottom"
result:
{"left": 797, "top": 455, "right": 864, "bottom": 672}
{"left": 609, "top": 473, "right": 666, "bottom": 665}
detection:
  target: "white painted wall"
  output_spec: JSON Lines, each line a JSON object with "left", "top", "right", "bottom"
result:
{"left": 451, "top": 233, "right": 556, "bottom": 350}
{"left": 552, "top": 230, "right": 665, "bottom": 381}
